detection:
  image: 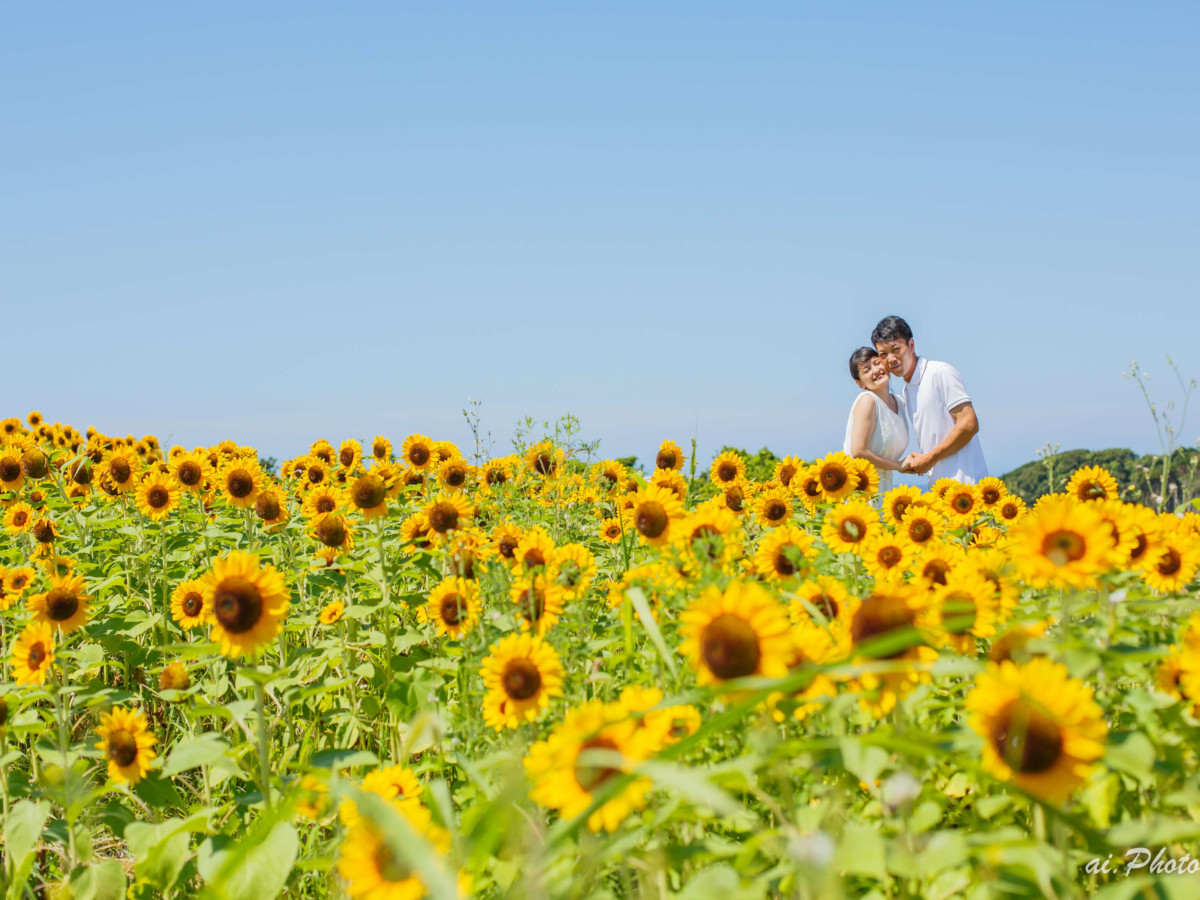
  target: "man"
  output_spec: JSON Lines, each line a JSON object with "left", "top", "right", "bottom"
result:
{"left": 871, "top": 315, "right": 988, "bottom": 485}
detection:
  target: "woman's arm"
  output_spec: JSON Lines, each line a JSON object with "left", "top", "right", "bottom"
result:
{"left": 848, "top": 394, "right": 900, "bottom": 471}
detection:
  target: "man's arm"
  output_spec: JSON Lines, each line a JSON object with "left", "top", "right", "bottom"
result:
{"left": 906, "top": 402, "right": 979, "bottom": 475}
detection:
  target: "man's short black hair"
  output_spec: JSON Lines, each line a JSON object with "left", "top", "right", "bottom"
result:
{"left": 871, "top": 316, "right": 913, "bottom": 345}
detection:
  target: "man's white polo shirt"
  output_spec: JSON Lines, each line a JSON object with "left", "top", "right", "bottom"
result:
{"left": 902, "top": 357, "right": 988, "bottom": 485}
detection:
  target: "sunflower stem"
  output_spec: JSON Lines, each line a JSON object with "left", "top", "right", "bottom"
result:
{"left": 254, "top": 675, "right": 272, "bottom": 810}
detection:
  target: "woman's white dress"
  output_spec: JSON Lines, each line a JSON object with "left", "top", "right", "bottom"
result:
{"left": 843, "top": 391, "right": 909, "bottom": 494}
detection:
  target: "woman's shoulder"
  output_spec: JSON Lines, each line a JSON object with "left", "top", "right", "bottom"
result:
{"left": 851, "top": 392, "right": 875, "bottom": 412}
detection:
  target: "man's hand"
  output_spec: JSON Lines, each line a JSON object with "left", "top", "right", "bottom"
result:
{"left": 903, "top": 452, "right": 935, "bottom": 476}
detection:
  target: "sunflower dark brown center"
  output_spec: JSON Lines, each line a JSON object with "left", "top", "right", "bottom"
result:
{"left": 21, "top": 448, "right": 49, "bottom": 478}
{"left": 952, "top": 494, "right": 973, "bottom": 513}
{"left": 408, "top": 445, "right": 430, "bottom": 467}
{"left": 812, "top": 593, "right": 839, "bottom": 620}
{"left": 182, "top": 593, "right": 204, "bottom": 617}
{"left": 373, "top": 844, "right": 410, "bottom": 883}
{"left": 716, "top": 461, "right": 738, "bottom": 482}
{"left": 147, "top": 485, "right": 171, "bottom": 508}
{"left": 339, "top": 448, "right": 356, "bottom": 467}
{"left": 982, "top": 487, "right": 1001, "bottom": 505}
{"left": 314, "top": 495, "right": 335, "bottom": 513}
{"left": 502, "top": 658, "right": 542, "bottom": 700}
{"left": 226, "top": 470, "right": 255, "bottom": 498}
{"left": 11, "top": 573, "right": 28, "bottom": 589}
{"left": 0, "top": 458, "right": 21, "bottom": 481}
{"left": 891, "top": 498, "right": 912, "bottom": 521}
{"left": 1001, "top": 503, "right": 1019, "bottom": 520}
{"left": 315, "top": 515, "right": 347, "bottom": 547}
{"left": 33, "top": 520, "right": 56, "bottom": 543}
{"left": 820, "top": 465, "right": 847, "bottom": 492}
{"left": 765, "top": 501, "right": 788, "bottom": 522}
{"left": 700, "top": 614, "right": 761, "bottom": 679}
{"left": 486, "top": 467, "right": 507, "bottom": 485}
{"left": 498, "top": 537, "right": 518, "bottom": 559}
{"left": 1079, "top": 482, "right": 1107, "bottom": 501}
{"left": 533, "top": 453, "right": 555, "bottom": 475}
{"left": 13, "top": 510, "right": 28, "bottom": 527}
{"left": 635, "top": 501, "right": 668, "bottom": 539}
{"left": 1042, "top": 530, "right": 1086, "bottom": 566}
{"left": 837, "top": 516, "right": 866, "bottom": 543}
{"left": 575, "top": 736, "right": 621, "bottom": 792}
{"left": 351, "top": 476, "right": 387, "bottom": 509}
{"left": 923, "top": 559, "right": 952, "bottom": 585}
{"left": 427, "top": 502, "right": 459, "bottom": 533}
{"left": 45, "top": 588, "right": 79, "bottom": 621}
{"left": 444, "top": 465, "right": 467, "bottom": 487}
{"left": 772, "top": 548, "right": 796, "bottom": 576}
{"left": 213, "top": 576, "right": 263, "bottom": 634}
{"left": 439, "top": 594, "right": 464, "bottom": 625}
{"left": 28, "top": 641, "right": 47, "bottom": 668}
{"left": 517, "top": 587, "right": 546, "bottom": 622}
{"left": 656, "top": 450, "right": 677, "bottom": 469}
{"left": 725, "top": 487, "right": 745, "bottom": 511}
{"left": 255, "top": 493, "right": 281, "bottom": 520}
{"left": 106, "top": 730, "right": 139, "bottom": 767}
{"left": 992, "top": 703, "right": 1063, "bottom": 774}
{"left": 1130, "top": 534, "right": 1148, "bottom": 561}
{"left": 851, "top": 598, "right": 916, "bottom": 659}
{"left": 177, "top": 460, "right": 202, "bottom": 485}
{"left": 908, "top": 519, "right": 933, "bottom": 542}
{"left": 306, "top": 466, "right": 325, "bottom": 485}
{"left": 109, "top": 459, "right": 132, "bottom": 483}
{"left": 1157, "top": 548, "right": 1182, "bottom": 576}
{"left": 878, "top": 545, "right": 903, "bottom": 567}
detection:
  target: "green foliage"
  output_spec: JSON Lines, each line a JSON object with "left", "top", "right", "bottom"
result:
{"left": 1001, "top": 447, "right": 1200, "bottom": 510}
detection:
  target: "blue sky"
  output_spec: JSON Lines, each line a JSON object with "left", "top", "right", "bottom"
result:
{"left": 3, "top": 2, "right": 1198, "bottom": 475}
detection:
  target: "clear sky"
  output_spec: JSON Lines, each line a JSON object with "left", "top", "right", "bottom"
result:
{"left": 4, "top": 2, "right": 1198, "bottom": 475}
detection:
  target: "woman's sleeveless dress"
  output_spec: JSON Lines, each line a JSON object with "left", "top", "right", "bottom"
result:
{"left": 843, "top": 391, "right": 909, "bottom": 494}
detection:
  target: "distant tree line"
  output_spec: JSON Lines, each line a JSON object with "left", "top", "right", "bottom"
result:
{"left": 1000, "top": 447, "right": 1200, "bottom": 512}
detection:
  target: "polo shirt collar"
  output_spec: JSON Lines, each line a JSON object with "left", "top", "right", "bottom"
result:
{"left": 907, "top": 357, "right": 927, "bottom": 386}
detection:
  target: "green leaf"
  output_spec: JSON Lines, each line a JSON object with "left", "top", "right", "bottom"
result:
{"left": 1106, "top": 732, "right": 1156, "bottom": 785}
{"left": 163, "top": 733, "right": 237, "bottom": 777}
{"left": 675, "top": 865, "right": 767, "bottom": 900}
{"left": 3, "top": 800, "right": 49, "bottom": 896}
{"left": 124, "top": 812, "right": 210, "bottom": 892}
{"left": 68, "top": 860, "right": 127, "bottom": 900}
{"left": 834, "top": 822, "right": 887, "bottom": 881}
{"left": 626, "top": 587, "right": 677, "bottom": 678}
{"left": 197, "top": 820, "right": 298, "bottom": 900}
{"left": 309, "top": 748, "right": 379, "bottom": 770}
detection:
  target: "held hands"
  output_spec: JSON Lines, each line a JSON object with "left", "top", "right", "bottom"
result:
{"left": 900, "top": 452, "right": 935, "bottom": 476}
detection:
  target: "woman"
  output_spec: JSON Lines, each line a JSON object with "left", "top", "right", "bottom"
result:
{"left": 843, "top": 347, "right": 909, "bottom": 494}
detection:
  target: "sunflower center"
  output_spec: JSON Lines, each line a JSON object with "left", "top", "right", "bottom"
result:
{"left": 352, "top": 476, "right": 387, "bottom": 509}
{"left": 1041, "top": 530, "right": 1086, "bottom": 566}
{"left": 1001, "top": 503, "right": 1019, "bottom": 520}
{"left": 1157, "top": 548, "right": 1182, "bottom": 576}
{"left": 891, "top": 498, "right": 912, "bottom": 521}
{"left": 255, "top": 493, "right": 281, "bottom": 520}
{"left": 501, "top": 658, "right": 542, "bottom": 700}
{"left": 656, "top": 450, "right": 677, "bottom": 469}
{"left": 497, "top": 536, "right": 518, "bottom": 559}
{"left": 820, "top": 466, "right": 847, "bottom": 492}
{"left": 444, "top": 465, "right": 467, "bottom": 487}
{"left": 772, "top": 547, "right": 797, "bottom": 576}
{"left": 110, "top": 459, "right": 132, "bottom": 483}
{"left": 33, "top": 520, "right": 56, "bottom": 543}
{"left": 908, "top": 519, "right": 933, "bottom": 542}
{"left": 227, "top": 470, "right": 255, "bottom": 498}
{"left": 339, "top": 448, "right": 356, "bottom": 467}
{"left": 106, "top": 730, "right": 139, "bottom": 767}
{"left": 486, "top": 467, "right": 507, "bottom": 485}
{"left": 878, "top": 545, "right": 903, "bottom": 568}
{"left": 213, "top": 576, "right": 264, "bottom": 634}
{"left": 952, "top": 495, "right": 973, "bottom": 513}
{"left": 982, "top": 487, "right": 1001, "bottom": 505}
{"left": 13, "top": 510, "right": 28, "bottom": 527}
{"left": 779, "top": 464, "right": 797, "bottom": 486}
{"left": 182, "top": 593, "right": 204, "bottom": 617}
{"left": 420, "top": 587, "right": 457, "bottom": 626}
{"left": 851, "top": 598, "right": 916, "bottom": 659}
{"left": 517, "top": 587, "right": 545, "bottom": 623}
{"left": 700, "top": 614, "right": 761, "bottom": 679}
{"left": 1130, "top": 534, "right": 1148, "bottom": 561}
{"left": 312, "top": 495, "right": 334, "bottom": 513}
{"left": 1079, "top": 481, "right": 1107, "bottom": 501}
{"left": 812, "top": 593, "right": 839, "bottom": 620}
{"left": 557, "top": 561, "right": 582, "bottom": 587}
{"left": 837, "top": 516, "right": 866, "bottom": 543}
{"left": 765, "top": 501, "right": 787, "bottom": 522}
{"left": 21, "top": 448, "right": 49, "bottom": 478}
{"left": 373, "top": 844, "right": 411, "bottom": 883}
{"left": 316, "top": 515, "right": 348, "bottom": 547}
{"left": 427, "top": 502, "right": 459, "bottom": 533}
{"left": 923, "top": 559, "right": 952, "bottom": 586}
{"left": 147, "top": 486, "right": 171, "bottom": 508}
{"left": 70, "top": 461, "right": 92, "bottom": 484}
{"left": 408, "top": 445, "right": 430, "bottom": 467}
{"left": 12, "top": 574, "right": 28, "bottom": 589}
{"left": 306, "top": 467, "right": 325, "bottom": 485}
{"left": 992, "top": 702, "right": 1063, "bottom": 774}
{"left": 450, "top": 550, "right": 476, "bottom": 580}
{"left": 724, "top": 487, "right": 745, "bottom": 511}
{"left": 533, "top": 453, "right": 555, "bottom": 476}
{"left": 575, "top": 736, "right": 621, "bottom": 792}
{"left": 716, "top": 461, "right": 738, "bottom": 482}
{"left": 635, "top": 502, "right": 668, "bottom": 539}
{"left": 45, "top": 588, "right": 79, "bottom": 621}
{"left": 28, "top": 641, "right": 47, "bottom": 668}
{"left": 0, "top": 458, "right": 21, "bottom": 481}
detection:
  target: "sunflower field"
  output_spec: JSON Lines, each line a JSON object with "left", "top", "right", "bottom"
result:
{"left": 2, "top": 415, "right": 1200, "bottom": 900}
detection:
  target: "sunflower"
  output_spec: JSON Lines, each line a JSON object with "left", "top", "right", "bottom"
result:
{"left": 27, "top": 573, "right": 92, "bottom": 633}
{"left": 417, "top": 577, "right": 480, "bottom": 638}
{"left": 850, "top": 458, "right": 881, "bottom": 497}
{"left": 218, "top": 459, "right": 264, "bottom": 509}
{"left": 98, "top": 449, "right": 140, "bottom": 495}
{"left": 4, "top": 501, "right": 34, "bottom": 535}
{"left": 679, "top": 580, "right": 792, "bottom": 686}
{"left": 590, "top": 459, "right": 625, "bottom": 493}
{"left": 961, "top": 548, "right": 1021, "bottom": 622}
{"left": 913, "top": 543, "right": 967, "bottom": 589}
{"left": 814, "top": 452, "right": 857, "bottom": 504}
{"left": 399, "top": 514, "right": 433, "bottom": 554}
{"left": 753, "top": 487, "right": 793, "bottom": 528}
{"left": 549, "top": 543, "right": 598, "bottom": 599}
{"left": 773, "top": 456, "right": 804, "bottom": 489}
{"left": 4, "top": 566, "right": 36, "bottom": 600}
{"left": 655, "top": 439, "right": 685, "bottom": 471}
{"left": 340, "top": 764, "right": 426, "bottom": 827}
{"left": 1141, "top": 527, "right": 1200, "bottom": 594}
{"left": 754, "top": 524, "right": 816, "bottom": 583}
{"left": 977, "top": 477, "right": 1008, "bottom": 509}
{"left": 134, "top": 473, "right": 181, "bottom": 522}
{"left": 710, "top": 451, "right": 746, "bottom": 486}
{"left": 988, "top": 622, "right": 1050, "bottom": 665}
{"left": 941, "top": 482, "right": 982, "bottom": 523}
{"left": 966, "top": 658, "right": 1106, "bottom": 803}
{"left": 369, "top": 435, "right": 392, "bottom": 464}
{"left": 673, "top": 505, "right": 741, "bottom": 566}
{"left": 718, "top": 478, "right": 752, "bottom": 515}
{"left": 437, "top": 457, "right": 471, "bottom": 493}
{"left": 860, "top": 532, "right": 914, "bottom": 583}
{"left": 926, "top": 569, "right": 1002, "bottom": 654}
{"left": 336, "top": 439, "right": 362, "bottom": 471}
{"left": 95, "top": 706, "right": 157, "bottom": 785}
{"left": 316, "top": 600, "right": 345, "bottom": 625}
{"left": 21, "top": 446, "right": 50, "bottom": 480}
{"left": 1009, "top": 495, "right": 1118, "bottom": 589}
{"left": 0, "top": 446, "right": 26, "bottom": 492}
{"left": 1065, "top": 465, "right": 1120, "bottom": 504}
{"left": 170, "top": 579, "right": 209, "bottom": 629}
{"left": 898, "top": 506, "right": 945, "bottom": 548}
{"left": 524, "top": 441, "right": 563, "bottom": 478}
{"left": 791, "top": 467, "right": 824, "bottom": 513}
{"left": 253, "top": 485, "right": 289, "bottom": 528}
{"left": 848, "top": 585, "right": 938, "bottom": 715}
{"left": 348, "top": 473, "right": 389, "bottom": 519}
{"left": 481, "top": 633, "right": 564, "bottom": 730}
{"left": 525, "top": 697, "right": 667, "bottom": 833}
{"left": 630, "top": 484, "right": 684, "bottom": 547}
{"left": 28, "top": 516, "right": 59, "bottom": 553}
{"left": 302, "top": 485, "right": 343, "bottom": 520}
{"left": 789, "top": 576, "right": 856, "bottom": 633}
{"left": 599, "top": 517, "right": 624, "bottom": 544}
{"left": 336, "top": 801, "right": 462, "bottom": 900}
{"left": 11, "top": 621, "right": 56, "bottom": 687}
{"left": 511, "top": 573, "right": 566, "bottom": 635}
{"left": 203, "top": 551, "right": 290, "bottom": 657}
{"left": 159, "top": 661, "right": 191, "bottom": 692}
{"left": 1123, "top": 503, "right": 1163, "bottom": 568}
{"left": 480, "top": 458, "right": 513, "bottom": 491}
{"left": 822, "top": 499, "right": 880, "bottom": 555}
{"left": 312, "top": 512, "right": 356, "bottom": 554}
{"left": 423, "top": 492, "right": 471, "bottom": 535}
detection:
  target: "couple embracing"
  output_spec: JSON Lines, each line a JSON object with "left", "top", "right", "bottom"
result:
{"left": 843, "top": 316, "right": 988, "bottom": 494}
